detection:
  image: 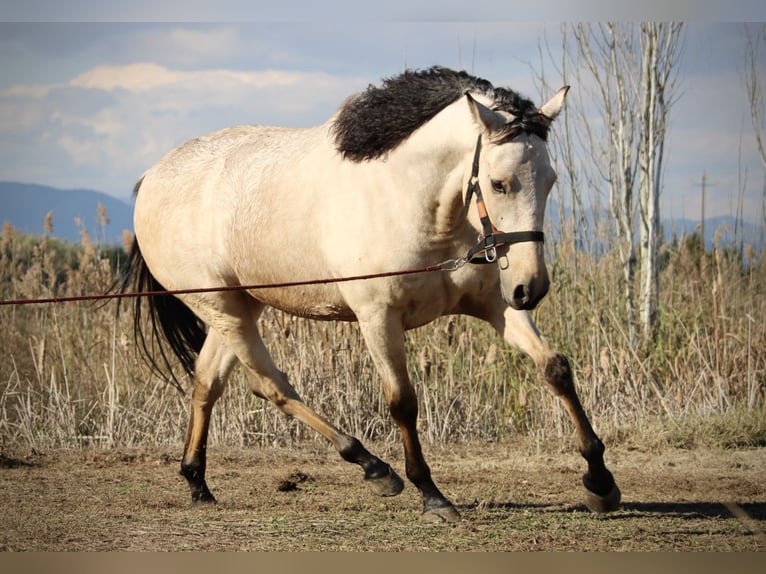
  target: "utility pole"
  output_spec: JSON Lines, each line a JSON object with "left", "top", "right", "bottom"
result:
{"left": 694, "top": 170, "right": 717, "bottom": 269}
{"left": 693, "top": 171, "right": 717, "bottom": 253}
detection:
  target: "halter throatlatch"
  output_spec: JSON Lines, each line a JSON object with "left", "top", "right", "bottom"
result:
{"left": 463, "top": 135, "right": 545, "bottom": 264}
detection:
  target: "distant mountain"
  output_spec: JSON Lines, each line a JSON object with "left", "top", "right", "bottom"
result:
{"left": 1, "top": 181, "right": 763, "bottom": 253}
{"left": 662, "top": 215, "right": 764, "bottom": 250}
{"left": 545, "top": 199, "right": 764, "bottom": 253}
{"left": 0, "top": 182, "right": 134, "bottom": 245}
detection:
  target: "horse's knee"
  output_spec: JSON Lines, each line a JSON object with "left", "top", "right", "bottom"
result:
{"left": 543, "top": 353, "right": 574, "bottom": 396}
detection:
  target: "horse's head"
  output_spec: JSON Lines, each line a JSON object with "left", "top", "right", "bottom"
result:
{"left": 464, "top": 87, "right": 568, "bottom": 311}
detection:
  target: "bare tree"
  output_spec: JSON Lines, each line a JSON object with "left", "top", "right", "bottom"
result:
{"left": 742, "top": 24, "right": 766, "bottom": 251}
{"left": 572, "top": 23, "right": 640, "bottom": 345}
{"left": 539, "top": 23, "right": 683, "bottom": 345}
{"left": 637, "top": 23, "right": 684, "bottom": 341}
{"left": 535, "top": 25, "right": 620, "bottom": 261}
{"left": 743, "top": 24, "right": 766, "bottom": 170}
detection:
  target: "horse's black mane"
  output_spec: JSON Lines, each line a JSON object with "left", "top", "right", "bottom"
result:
{"left": 332, "top": 66, "right": 547, "bottom": 162}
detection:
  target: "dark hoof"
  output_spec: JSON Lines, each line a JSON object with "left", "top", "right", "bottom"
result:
{"left": 191, "top": 496, "right": 217, "bottom": 507}
{"left": 365, "top": 466, "right": 404, "bottom": 497}
{"left": 190, "top": 483, "right": 217, "bottom": 506}
{"left": 584, "top": 482, "right": 621, "bottom": 513}
{"left": 423, "top": 504, "right": 461, "bottom": 523}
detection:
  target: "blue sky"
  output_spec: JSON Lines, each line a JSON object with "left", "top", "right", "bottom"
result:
{"left": 1, "top": 2, "right": 765, "bottom": 227}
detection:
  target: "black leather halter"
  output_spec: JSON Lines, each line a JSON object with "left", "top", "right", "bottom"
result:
{"left": 463, "top": 135, "right": 545, "bottom": 264}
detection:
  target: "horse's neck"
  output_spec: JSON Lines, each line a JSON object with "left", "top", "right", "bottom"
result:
{"left": 385, "top": 99, "right": 479, "bottom": 240}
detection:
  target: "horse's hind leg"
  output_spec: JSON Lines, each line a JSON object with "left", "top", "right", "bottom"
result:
{"left": 495, "top": 308, "right": 621, "bottom": 513}
{"left": 181, "top": 329, "right": 239, "bottom": 504}
{"left": 226, "top": 310, "right": 404, "bottom": 498}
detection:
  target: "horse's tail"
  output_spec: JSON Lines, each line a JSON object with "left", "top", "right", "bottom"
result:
{"left": 119, "top": 178, "right": 206, "bottom": 393}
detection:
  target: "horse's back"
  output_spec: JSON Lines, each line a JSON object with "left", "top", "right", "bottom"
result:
{"left": 137, "top": 123, "right": 322, "bottom": 233}
{"left": 132, "top": 122, "right": 354, "bottom": 316}
{"left": 140, "top": 124, "right": 312, "bottom": 201}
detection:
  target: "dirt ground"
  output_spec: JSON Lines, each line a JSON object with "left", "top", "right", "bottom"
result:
{"left": 1, "top": 440, "right": 764, "bottom": 551}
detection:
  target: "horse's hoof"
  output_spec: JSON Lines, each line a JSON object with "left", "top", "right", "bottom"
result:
{"left": 365, "top": 467, "right": 404, "bottom": 497}
{"left": 191, "top": 495, "right": 217, "bottom": 507}
{"left": 584, "top": 482, "right": 621, "bottom": 513}
{"left": 423, "top": 504, "right": 461, "bottom": 523}
{"left": 190, "top": 485, "right": 217, "bottom": 506}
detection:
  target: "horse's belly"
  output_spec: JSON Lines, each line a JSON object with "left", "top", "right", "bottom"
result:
{"left": 249, "top": 284, "right": 357, "bottom": 322}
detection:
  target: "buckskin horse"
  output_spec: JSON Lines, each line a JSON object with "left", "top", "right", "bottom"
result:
{"left": 121, "top": 66, "right": 621, "bottom": 522}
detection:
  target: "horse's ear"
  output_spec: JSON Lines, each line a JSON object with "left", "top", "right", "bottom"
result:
{"left": 465, "top": 92, "right": 505, "bottom": 134}
{"left": 539, "top": 86, "right": 570, "bottom": 121}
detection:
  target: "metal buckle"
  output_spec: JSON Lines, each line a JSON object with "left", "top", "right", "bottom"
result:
{"left": 484, "top": 245, "right": 497, "bottom": 263}
{"left": 439, "top": 257, "right": 467, "bottom": 272}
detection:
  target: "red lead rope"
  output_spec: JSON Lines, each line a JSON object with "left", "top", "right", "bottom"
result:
{"left": 0, "top": 259, "right": 465, "bottom": 307}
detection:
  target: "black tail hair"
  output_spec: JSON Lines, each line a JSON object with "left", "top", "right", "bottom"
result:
{"left": 118, "top": 180, "right": 206, "bottom": 394}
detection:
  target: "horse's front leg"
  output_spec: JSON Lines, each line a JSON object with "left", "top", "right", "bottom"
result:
{"left": 492, "top": 307, "right": 621, "bottom": 513}
{"left": 358, "top": 311, "right": 460, "bottom": 523}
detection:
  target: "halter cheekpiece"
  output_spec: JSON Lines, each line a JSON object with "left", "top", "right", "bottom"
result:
{"left": 464, "top": 135, "right": 545, "bottom": 264}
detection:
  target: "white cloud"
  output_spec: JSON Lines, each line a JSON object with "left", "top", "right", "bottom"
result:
{"left": 123, "top": 25, "right": 262, "bottom": 68}
{"left": 0, "top": 61, "right": 368, "bottom": 197}
{"left": 1, "top": 84, "right": 50, "bottom": 98}
{"left": 56, "top": 134, "right": 101, "bottom": 166}
{"left": 166, "top": 26, "right": 242, "bottom": 60}
{"left": 66, "top": 62, "right": 355, "bottom": 102}
{"left": 70, "top": 63, "right": 184, "bottom": 92}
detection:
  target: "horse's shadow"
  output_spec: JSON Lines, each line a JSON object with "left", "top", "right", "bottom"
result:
{"left": 611, "top": 501, "right": 766, "bottom": 521}
{"left": 459, "top": 500, "right": 766, "bottom": 521}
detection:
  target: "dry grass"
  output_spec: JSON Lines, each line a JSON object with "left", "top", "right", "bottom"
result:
{"left": 1, "top": 442, "right": 765, "bottom": 550}
{"left": 1, "top": 215, "right": 765, "bottom": 453}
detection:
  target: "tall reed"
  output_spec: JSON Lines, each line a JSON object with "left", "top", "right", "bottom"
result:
{"left": 1, "top": 214, "right": 764, "bottom": 453}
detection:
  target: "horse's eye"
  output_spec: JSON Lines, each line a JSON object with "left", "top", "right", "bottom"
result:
{"left": 490, "top": 180, "right": 506, "bottom": 194}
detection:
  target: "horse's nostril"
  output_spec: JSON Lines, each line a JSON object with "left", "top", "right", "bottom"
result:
{"left": 513, "top": 284, "right": 529, "bottom": 305}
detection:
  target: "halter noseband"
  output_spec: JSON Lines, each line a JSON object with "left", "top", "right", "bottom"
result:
{"left": 464, "top": 135, "right": 545, "bottom": 264}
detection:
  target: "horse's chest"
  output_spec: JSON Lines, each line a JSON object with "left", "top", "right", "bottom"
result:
{"left": 395, "top": 276, "right": 466, "bottom": 329}
{"left": 401, "top": 296, "right": 448, "bottom": 330}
